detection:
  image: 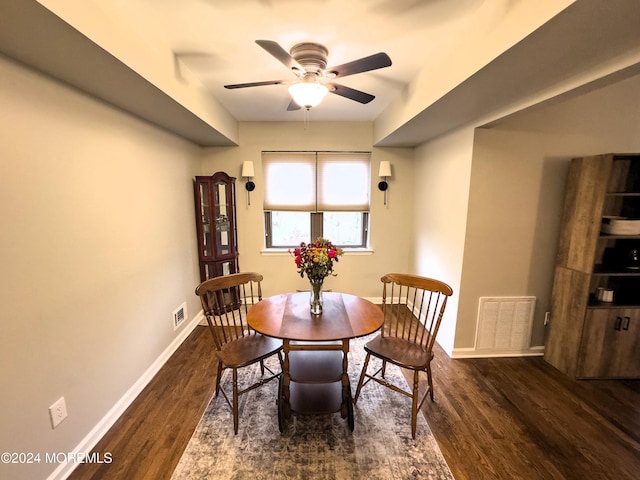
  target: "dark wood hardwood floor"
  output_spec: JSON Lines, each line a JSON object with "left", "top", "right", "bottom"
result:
{"left": 70, "top": 325, "right": 640, "bottom": 480}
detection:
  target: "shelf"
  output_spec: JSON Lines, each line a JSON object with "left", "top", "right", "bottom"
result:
{"left": 288, "top": 350, "right": 343, "bottom": 383}
{"left": 588, "top": 302, "right": 640, "bottom": 309}
{"left": 592, "top": 265, "right": 640, "bottom": 275}
{"left": 289, "top": 381, "right": 343, "bottom": 415}
{"left": 599, "top": 233, "right": 640, "bottom": 239}
{"left": 588, "top": 293, "right": 640, "bottom": 308}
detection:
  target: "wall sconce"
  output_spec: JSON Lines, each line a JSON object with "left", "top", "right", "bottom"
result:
{"left": 378, "top": 161, "right": 391, "bottom": 205}
{"left": 242, "top": 161, "right": 255, "bottom": 205}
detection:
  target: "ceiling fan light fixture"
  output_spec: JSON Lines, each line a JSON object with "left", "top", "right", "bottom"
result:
{"left": 288, "top": 82, "right": 328, "bottom": 109}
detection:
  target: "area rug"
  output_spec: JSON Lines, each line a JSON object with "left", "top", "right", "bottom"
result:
{"left": 171, "top": 335, "right": 454, "bottom": 479}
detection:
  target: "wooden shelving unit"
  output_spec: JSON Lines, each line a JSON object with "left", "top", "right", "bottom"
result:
{"left": 545, "top": 154, "right": 640, "bottom": 379}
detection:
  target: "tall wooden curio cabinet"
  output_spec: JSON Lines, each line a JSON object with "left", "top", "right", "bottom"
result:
{"left": 194, "top": 172, "right": 239, "bottom": 282}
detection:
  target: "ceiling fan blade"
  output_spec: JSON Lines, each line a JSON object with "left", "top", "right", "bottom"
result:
{"left": 256, "top": 40, "right": 305, "bottom": 76}
{"left": 325, "top": 52, "right": 392, "bottom": 78}
{"left": 224, "top": 80, "right": 288, "bottom": 89}
{"left": 286, "top": 99, "right": 301, "bottom": 111}
{"left": 327, "top": 83, "right": 375, "bottom": 104}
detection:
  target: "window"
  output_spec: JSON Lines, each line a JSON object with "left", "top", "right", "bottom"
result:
{"left": 263, "top": 151, "right": 370, "bottom": 248}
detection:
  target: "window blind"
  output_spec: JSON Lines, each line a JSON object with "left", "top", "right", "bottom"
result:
{"left": 263, "top": 152, "right": 316, "bottom": 211}
{"left": 263, "top": 151, "right": 370, "bottom": 212}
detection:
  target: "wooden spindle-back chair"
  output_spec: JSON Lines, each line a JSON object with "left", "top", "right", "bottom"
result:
{"left": 353, "top": 273, "right": 453, "bottom": 438}
{"left": 195, "top": 272, "right": 282, "bottom": 434}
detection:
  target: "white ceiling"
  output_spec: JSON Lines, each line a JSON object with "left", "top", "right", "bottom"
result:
{"left": 1, "top": 0, "right": 640, "bottom": 146}
{"left": 96, "top": 0, "right": 502, "bottom": 122}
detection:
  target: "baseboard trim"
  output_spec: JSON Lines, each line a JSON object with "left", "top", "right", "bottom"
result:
{"left": 452, "top": 345, "right": 545, "bottom": 359}
{"left": 47, "top": 310, "right": 205, "bottom": 480}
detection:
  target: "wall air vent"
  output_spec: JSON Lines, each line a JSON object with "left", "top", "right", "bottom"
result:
{"left": 173, "top": 302, "right": 187, "bottom": 330}
{"left": 475, "top": 296, "right": 535, "bottom": 354}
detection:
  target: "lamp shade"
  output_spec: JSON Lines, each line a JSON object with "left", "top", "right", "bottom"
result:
{"left": 241, "top": 161, "right": 255, "bottom": 178}
{"left": 378, "top": 161, "right": 391, "bottom": 178}
{"left": 288, "top": 82, "right": 329, "bottom": 108}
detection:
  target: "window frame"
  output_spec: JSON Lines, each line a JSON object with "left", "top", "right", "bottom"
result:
{"left": 264, "top": 211, "right": 369, "bottom": 249}
{"left": 262, "top": 151, "right": 371, "bottom": 249}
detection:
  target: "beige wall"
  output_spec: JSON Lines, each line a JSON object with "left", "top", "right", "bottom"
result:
{"left": 0, "top": 56, "right": 202, "bottom": 480}
{"left": 455, "top": 71, "right": 640, "bottom": 352}
{"left": 412, "top": 128, "right": 475, "bottom": 354}
{"left": 200, "top": 122, "right": 415, "bottom": 298}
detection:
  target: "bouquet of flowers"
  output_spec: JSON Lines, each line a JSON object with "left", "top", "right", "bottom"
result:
{"left": 291, "top": 238, "right": 344, "bottom": 282}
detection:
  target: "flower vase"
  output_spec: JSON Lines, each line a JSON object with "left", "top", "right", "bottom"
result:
{"left": 309, "top": 279, "right": 324, "bottom": 315}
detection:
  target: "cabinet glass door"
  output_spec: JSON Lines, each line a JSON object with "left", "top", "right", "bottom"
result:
{"left": 214, "top": 180, "right": 231, "bottom": 256}
{"left": 203, "top": 260, "right": 236, "bottom": 280}
{"left": 199, "top": 182, "right": 213, "bottom": 258}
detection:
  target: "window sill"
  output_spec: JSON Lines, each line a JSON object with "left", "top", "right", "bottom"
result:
{"left": 260, "top": 248, "right": 373, "bottom": 256}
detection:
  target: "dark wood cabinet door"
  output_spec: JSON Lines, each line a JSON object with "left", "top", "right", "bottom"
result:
{"left": 579, "top": 308, "right": 640, "bottom": 378}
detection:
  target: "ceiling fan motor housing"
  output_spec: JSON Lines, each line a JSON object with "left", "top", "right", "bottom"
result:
{"left": 290, "top": 42, "right": 328, "bottom": 76}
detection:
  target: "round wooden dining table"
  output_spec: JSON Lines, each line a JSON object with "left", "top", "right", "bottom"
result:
{"left": 247, "top": 291, "right": 383, "bottom": 431}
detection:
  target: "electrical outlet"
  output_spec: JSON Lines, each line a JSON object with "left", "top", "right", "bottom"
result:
{"left": 49, "top": 396, "right": 68, "bottom": 429}
{"left": 544, "top": 311, "right": 551, "bottom": 326}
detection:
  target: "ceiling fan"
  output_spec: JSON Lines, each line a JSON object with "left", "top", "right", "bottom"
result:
{"left": 224, "top": 40, "right": 392, "bottom": 110}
